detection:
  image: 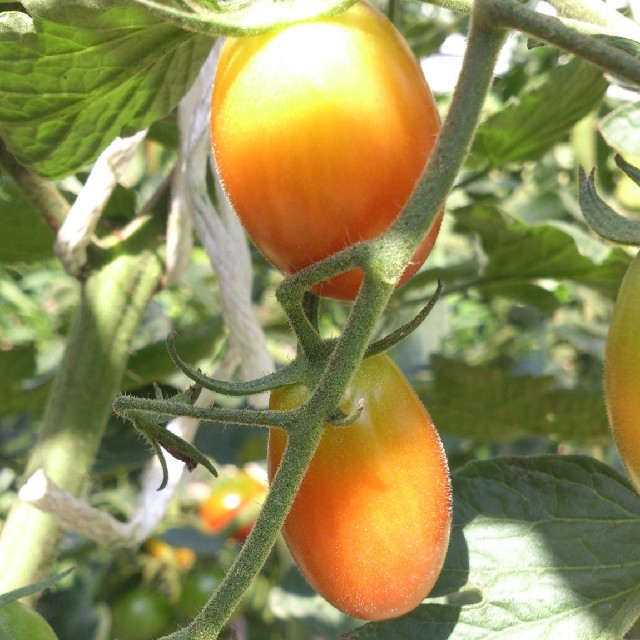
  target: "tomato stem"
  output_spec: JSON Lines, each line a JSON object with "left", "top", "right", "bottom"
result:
{"left": 481, "top": 0, "right": 640, "bottom": 85}
{"left": 112, "top": 394, "right": 297, "bottom": 430}
{"left": 160, "top": 423, "right": 325, "bottom": 640}
{"left": 578, "top": 165, "right": 640, "bottom": 245}
{"left": 165, "top": 331, "right": 305, "bottom": 395}
{"left": 0, "top": 217, "right": 164, "bottom": 594}
{"left": 365, "top": 279, "right": 443, "bottom": 358}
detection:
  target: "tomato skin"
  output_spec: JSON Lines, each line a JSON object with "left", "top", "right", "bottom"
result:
{"left": 199, "top": 472, "right": 267, "bottom": 542}
{"left": 111, "top": 589, "right": 172, "bottom": 640}
{"left": 267, "top": 354, "right": 451, "bottom": 621}
{"left": 605, "top": 250, "right": 640, "bottom": 491}
{"left": 0, "top": 601, "right": 59, "bottom": 640}
{"left": 211, "top": 1, "right": 442, "bottom": 300}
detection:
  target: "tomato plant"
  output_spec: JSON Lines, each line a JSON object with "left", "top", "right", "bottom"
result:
{"left": 211, "top": 1, "right": 442, "bottom": 300}
{"left": 605, "top": 250, "right": 640, "bottom": 492}
{"left": 267, "top": 354, "right": 451, "bottom": 621}
{"left": 0, "top": 601, "right": 58, "bottom": 640}
{"left": 199, "top": 471, "right": 267, "bottom": 542}
{"left": 111, "top": 589, "right": 172, "bottom": 640}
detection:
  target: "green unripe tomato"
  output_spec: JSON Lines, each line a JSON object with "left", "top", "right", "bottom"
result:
{"left": 0, "top": 601, "right": 58, "bottom": 640}
{"left": 111, "top": 589, "right": 172, "bottom": 640}
{"left": 177, "top": 567, "right": 224, "bottom": 621}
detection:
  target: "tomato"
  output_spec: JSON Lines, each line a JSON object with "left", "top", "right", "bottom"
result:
{"left": 145, "top": 538, "right": 196, "bottom": 571}
{"left": 199, "top": 471, "right": 267, "bottom": 542}
{"left": 211, "top": 1, "right": 443, "bottom": 300}
{"left": 177, "top": 567, "right": 224, "bottom": 621}
{"left": 605, "top": 250, "right": 640, "bottom": 491}
{"left": 0, "top": 601, "right": 58, "bottom": 640}
{"left": 111, "top": 589, "right": 172, "bottom": 640}
{"left": 267, "top": 354, "right": 451, "bottom": 621}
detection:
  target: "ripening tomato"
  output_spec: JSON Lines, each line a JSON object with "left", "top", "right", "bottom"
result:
{"left": 0, "top": 601, "right": 58, "bottom": 640}
{"left": 605, "top": 250, "right": 640, "bottom": 491}
{"left": 267, "top": 354, "right": 451, "bottom": 621}
{"left": 199, "top": 472, "right": 267, "bottom": 542}
{"left": 145, "top": 538, "right": 196, "bottom": 571}
{"left": 211, "top": 1, "right": 443, "bottom": 300}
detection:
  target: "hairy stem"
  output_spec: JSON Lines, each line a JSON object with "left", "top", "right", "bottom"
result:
{"left": 482, "top": 0, "right": 640, "bottom": 86}
{"left": 161, "top": 422, "right": 325, "bottom": 640}
{"left": 0, "top": 217, "right": 164, "bottom": 592}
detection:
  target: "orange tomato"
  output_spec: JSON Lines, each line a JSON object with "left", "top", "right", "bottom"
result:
{"left": 199, "top": 472, "right": 267, "bottom": 542}
{"left": 268, "top": 354, "right": 451, "bottom": 620}
{"left": 211, "top": 1, "right": 442, "bottom": 300}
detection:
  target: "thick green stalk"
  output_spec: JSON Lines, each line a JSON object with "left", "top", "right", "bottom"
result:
{"left": 0, "top": 217, "right": 164, "bottom": 592}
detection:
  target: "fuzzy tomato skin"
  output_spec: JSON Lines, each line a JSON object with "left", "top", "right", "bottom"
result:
{"left": 605, "top": 251, "right": 640, "bottom": 491}
{"left": 267, "top": 354, "right": 451, "bottom": 621}
{"left": 211, "top": 1, "right": 442, "bottom": 300}
{"left": 0, "top": 601, "right": 58, "bottom": 640}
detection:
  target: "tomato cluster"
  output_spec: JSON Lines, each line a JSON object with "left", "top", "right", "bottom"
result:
{"left": 211, "top": 1, "right": 442, "bottom": 300}
{"left": 210, "top": 0, "right": 451, "bottom": 624}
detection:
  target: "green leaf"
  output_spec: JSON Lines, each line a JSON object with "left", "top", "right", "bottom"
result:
{"left": 124, "top": 0, "right": 359, "bottom": 37}
{"left": 472, "top": 57, "right": 608, "bottom": 166}
{"left": 422, "top": 355, "right": 609, "bottom": 442}
{"left": 454, "top": 205, "right": 631, "bottom": 300}
{"left": 0, "top": 568, "right": 74, "bottom": 604}
{"left": 600, "top": 103, "right": 640, "bottom": 156}
{"left": 0, "top": 3, "right": 214, "bottom": 178}
{"left": 343, "top": 456, "right": 640, "bottom": 640}
{"left": 0, "top": 175, "right": 55, "bottom": 261}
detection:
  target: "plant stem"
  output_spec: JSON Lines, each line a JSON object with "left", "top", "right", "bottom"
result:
{"left": 161, "top": 422, "right": 325, "bottom": 640}
{"left": 482, "top": 0, "right": 640, "bottom": 86}
{"left": 0, "top": 139, "right": 68, "bottom": 233}
{"left": 548, "top": 0, "right": 640, "bottom": 40}
{"left": 0, "top": 217, "right": 164, "bottom": 593}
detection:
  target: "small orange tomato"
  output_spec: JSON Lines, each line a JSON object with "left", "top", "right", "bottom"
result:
{"left": 268, "top": 354, "right": 451, "bottom": 621}
{"left": 199, "top": 472, "right": 267, "bottom": 542}
{"left": 211, "top": 1, "right": 442, "bottom": 300}
{"left": 145, "top": 539, "right": 196, "bottom": 571}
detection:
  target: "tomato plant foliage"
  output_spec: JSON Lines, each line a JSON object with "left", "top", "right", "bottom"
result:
{"left": 2, "top": 0, "right": 640, "bottom": 639}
